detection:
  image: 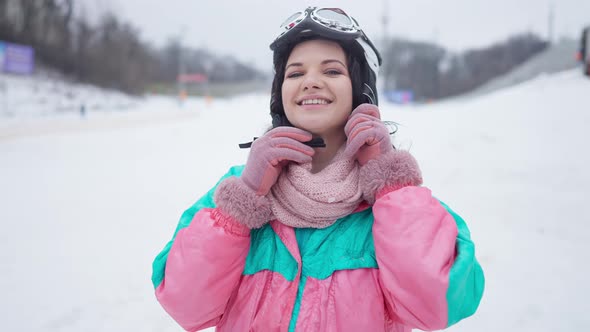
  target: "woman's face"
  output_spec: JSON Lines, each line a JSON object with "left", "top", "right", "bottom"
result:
{"left": 281, "top": 39, "right": 353, "bottom": 137}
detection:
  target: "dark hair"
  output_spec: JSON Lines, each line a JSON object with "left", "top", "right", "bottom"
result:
{"left": 269, "top": 36, "right": 370, "bottom": 128}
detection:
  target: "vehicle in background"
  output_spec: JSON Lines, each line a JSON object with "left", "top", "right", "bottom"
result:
{"left": 577, "top": 26, "right": 590, "bottom": 76}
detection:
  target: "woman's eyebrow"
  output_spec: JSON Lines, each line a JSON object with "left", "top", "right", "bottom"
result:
{"left": 285, "top": 62, "right": 303, "bottom": 70}
{"left": 286, "top": 59, "right": 346, "bottom": 70}
{"left": 321, "top": 59, "right": 346, "bottom": 67}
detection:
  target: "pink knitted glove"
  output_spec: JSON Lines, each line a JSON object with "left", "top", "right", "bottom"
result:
{"left": 242, "top": 127, "right": 315, "bottom": 196}
{"left": 213, "top": 127, "right": 315, "bottom": 230}
{"left": 344, "top": 104, "right": 393, "bottom": 165}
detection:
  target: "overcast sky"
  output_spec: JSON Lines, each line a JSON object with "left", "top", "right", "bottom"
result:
{"left": 81, "top": 0, "right": 590, "bottom": 72}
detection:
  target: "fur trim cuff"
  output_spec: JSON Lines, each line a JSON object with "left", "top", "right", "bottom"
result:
{"left": 214, "top": 176, "right": 272, "bottom": 229}
{"left": 359, "top": 150, "right": 423, "bottom": 204}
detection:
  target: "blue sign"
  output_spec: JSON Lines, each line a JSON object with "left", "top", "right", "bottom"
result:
{"left": 0, "top": 41, "right": 35, "bottom": 75}
{"left": 384, "top": 90, "right": 414, "bottom": 104}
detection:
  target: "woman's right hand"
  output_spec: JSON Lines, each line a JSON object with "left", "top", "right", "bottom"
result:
{"left": 241, "top": 127, "right": 315, "bottom": 196}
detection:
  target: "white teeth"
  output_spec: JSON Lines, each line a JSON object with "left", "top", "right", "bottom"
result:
{"left": 301, "top": 99, "right": 329, "bottom": 105}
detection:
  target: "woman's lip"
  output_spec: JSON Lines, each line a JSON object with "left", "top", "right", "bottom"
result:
{"left": 298, "top": 103, "right": 331, "bottom": 110}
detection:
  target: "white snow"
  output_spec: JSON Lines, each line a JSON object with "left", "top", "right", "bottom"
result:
{"left": 1, "top": 69, "right": 589, "bottom": 331}
{"left": 0, "top": 70, "right": 139, "bottom": 120}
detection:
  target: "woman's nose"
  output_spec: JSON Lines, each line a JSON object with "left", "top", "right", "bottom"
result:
{"left": 302, "top": 71, "right": 324, "bottom": 90}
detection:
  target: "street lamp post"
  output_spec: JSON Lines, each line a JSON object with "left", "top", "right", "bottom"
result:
{"left": 177, "top": 26, "right": 188, "bottom": 105}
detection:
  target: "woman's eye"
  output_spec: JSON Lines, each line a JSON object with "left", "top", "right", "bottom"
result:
{"left": 325, "top": 69, "right": 342, "bottom": 75}
{"left": 286, "top": 72, "right": 303, "bottom": 78}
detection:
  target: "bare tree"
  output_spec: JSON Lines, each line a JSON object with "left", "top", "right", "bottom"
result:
{"left": 0, "top": 1, "right": 264, "bottom": 95}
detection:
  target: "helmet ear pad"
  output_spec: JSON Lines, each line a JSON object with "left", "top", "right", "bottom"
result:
{"left": 344, "top": 38, "right": 379, "bottom": 106}
{"left": 269, "top": 37, "right": 377, "bottom": 128}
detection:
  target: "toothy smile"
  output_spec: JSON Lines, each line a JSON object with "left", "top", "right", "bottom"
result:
{"left": 297, "top": 97, "right": 333, "bottom": 106}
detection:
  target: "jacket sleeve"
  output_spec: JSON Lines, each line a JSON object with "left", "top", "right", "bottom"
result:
{"left": 372, "top": 186, "right": 485, "bottom": 331}
{"left": 151, "top": 166, "right": 251, "bottom": 331}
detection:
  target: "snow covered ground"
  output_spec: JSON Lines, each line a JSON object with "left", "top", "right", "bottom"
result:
{"left": 0, "top": 70, "right": 139, "bottom": 120}
{"left": 1, "top": 69, "right": 589, "bottom": 331}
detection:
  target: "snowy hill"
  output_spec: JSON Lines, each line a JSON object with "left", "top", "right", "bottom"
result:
{"left": 0, "top": 69, "right": 589, "bottom": 331}
{"left": 0, "top": 70, "right": 139, "bottom": 119}
{"left": 467, "top": 38, "right": 580, "bottom": 98}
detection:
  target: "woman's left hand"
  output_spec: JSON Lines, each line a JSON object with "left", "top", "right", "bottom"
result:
{"left": 344, "top": 104, "right": 393, "bottom": 165}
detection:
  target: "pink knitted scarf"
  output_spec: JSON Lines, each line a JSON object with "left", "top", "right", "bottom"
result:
{"left": 268, "top": 148, "right": 364, "bottom": 228}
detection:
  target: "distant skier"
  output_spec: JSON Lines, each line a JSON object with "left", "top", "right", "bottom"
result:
{"left": 578, "top": 26, "right": 590, "bottom": 76}
{"left": 79, "top": 103, "right": 86, "bottom": 118}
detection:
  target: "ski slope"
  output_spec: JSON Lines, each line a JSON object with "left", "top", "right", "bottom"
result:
{"left": 0, "top": 69, "right": 589, "bottom": 331}
{"left": 467, "top": 38, "right": 579, "bottom": 98}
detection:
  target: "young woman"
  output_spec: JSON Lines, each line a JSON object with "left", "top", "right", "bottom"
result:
{"left": 152, "top": 7, "right": 484, "bottom": 332}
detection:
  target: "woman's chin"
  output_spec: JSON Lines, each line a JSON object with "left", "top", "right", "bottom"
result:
{"left": 290, "top": 118, "right": 336, "bottom": 134}
{"left": 291, "top": 123, "right": 323, "bottom": 135}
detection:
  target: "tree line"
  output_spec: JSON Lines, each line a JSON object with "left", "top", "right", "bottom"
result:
{"left": 0, "top": 1, "right": 548, "bottom": 99}
{"left": 0, "top": 0, "right": 265, "bottom": 94}
{"left": 381, "top": 33, "right": 548, "bottom": 100}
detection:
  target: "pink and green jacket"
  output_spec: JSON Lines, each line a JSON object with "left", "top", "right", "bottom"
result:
{"left": 152, "top": 165, "right": 485, "bottom": 331}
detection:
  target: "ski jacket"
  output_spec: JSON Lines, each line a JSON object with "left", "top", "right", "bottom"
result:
{"left": 152, "top": 165, "right": 485, "bottom": 332}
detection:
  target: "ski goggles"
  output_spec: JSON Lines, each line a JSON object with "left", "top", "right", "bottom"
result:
{"left": 270, "top": 7, "right": 382, "bottom": 73}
